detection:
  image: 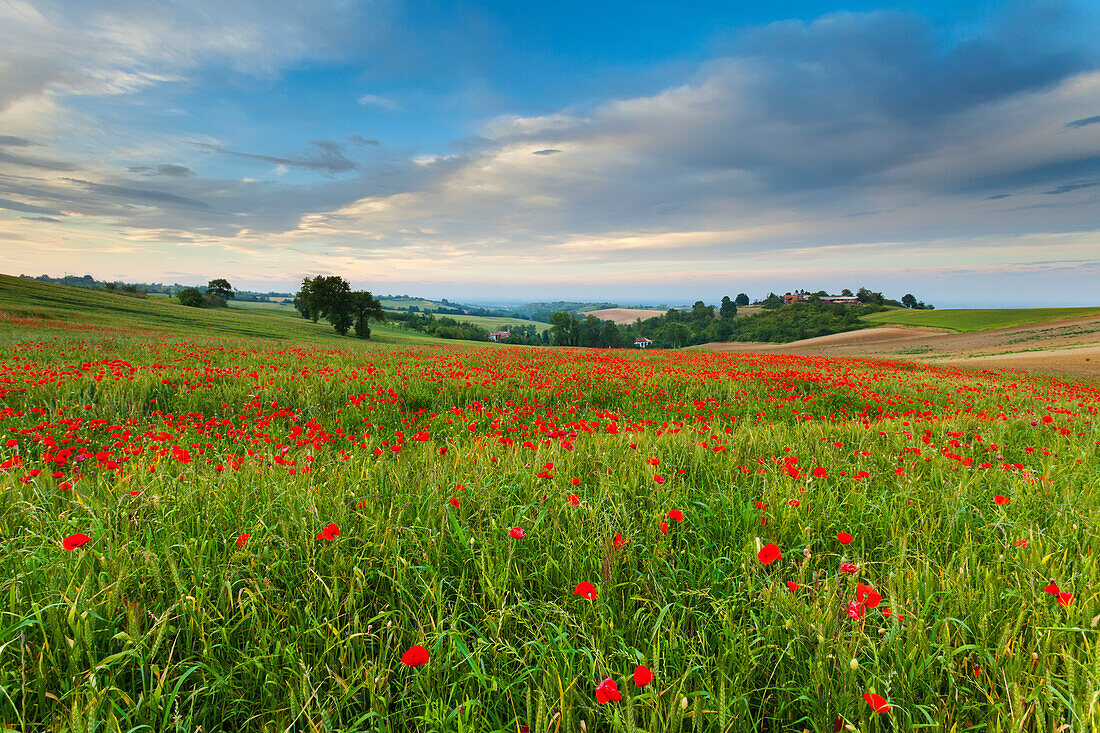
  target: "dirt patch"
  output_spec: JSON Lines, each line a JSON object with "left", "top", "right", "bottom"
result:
{"left": 587, "top": 308, "right": 667, "bottom": 323}
{"left": 694, "top": 316, "right": 1100, "bottom": 381}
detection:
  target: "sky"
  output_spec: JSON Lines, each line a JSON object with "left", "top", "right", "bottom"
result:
{"left": 0, "top": 0, "right": 1098, "bottom": 307}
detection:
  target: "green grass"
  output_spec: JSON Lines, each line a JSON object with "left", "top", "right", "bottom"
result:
{"left": 387, "top": 309, "right": 550, "bottom": 333}
{"left": 1, "top": 284, "right": 1099, "bottom": 731}
{"left": 861, "top": 306, "right": 1100, "bottom": 332}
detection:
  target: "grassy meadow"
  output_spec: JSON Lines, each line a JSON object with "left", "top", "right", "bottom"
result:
{"left": 0, "top": 278, "right": 1098, "bottom": 732}
{"left": 861, "top": 307, "right": 1100, "bottom": 332}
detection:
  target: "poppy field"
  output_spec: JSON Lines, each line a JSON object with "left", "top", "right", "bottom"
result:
{"left": 1, "top": 320, "right": 1098, "bottom": 732}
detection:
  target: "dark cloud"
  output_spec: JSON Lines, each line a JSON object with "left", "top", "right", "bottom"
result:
{"left": 0, "top": 135, "right": 36, "bottom": 147}
{"left": 348, "top": 134, "right": 381, "bottom": 147}
{"left": 64, "top": 179, "right": 213, "bottom": 210}
{"left": 532, "top": 149, "right": 561, "bottom": 156}
{"left": 1042, "top": 179, "right": 1100, "bottom": 194}
{"left": 196, "top": 140, "right": 360, "bottom": 174}
{"left": 21, "top": 215, "right": 62, "bottom": 222}
{"left": 0, "top": 148, "right": 78, "bottom": 171}
{"left": 128, "top": 164, "right": 194, "bottom": 177}
{"left": 1065, "top": 114, "right": 1100, "bottom": 128}
{"left": 0, "top": 196, "right": 63, "bottom": 215}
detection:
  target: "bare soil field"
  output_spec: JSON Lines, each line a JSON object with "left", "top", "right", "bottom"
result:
{"left": 695, "top": 315, "right": 1100, "bottom": 381}
{"left": 587, "top": 307, "right": 667, "bottom": 323}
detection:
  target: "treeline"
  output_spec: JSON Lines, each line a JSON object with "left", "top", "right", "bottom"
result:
{"left": 20, "top": 273, "right": 291, "bottom": 301}
{"left": 293, "top": 276, "right": 384, "bottom": 338}
{"left": 386, "top": 312, "right": 550, "bottom": 344}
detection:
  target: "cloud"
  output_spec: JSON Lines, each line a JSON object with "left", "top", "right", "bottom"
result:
{"left": 128, "top": 164, "right": 194, "bottom": 177}
{"left": 1042, "top": 179, "right": 1100, "bottom": 194}
{"left": 358, "top": 94, "right": 400, "bottom": 110}
{"left": 531, "top": 149, "right": 562, "bottom": 156}
{"left": 195, "top": 140, "right": 361, "bottom": 174}
{"left": 1065, "top": 114, "right": 1100, "bottom": 128}
{"left": 0, "top": 135, "right": 36, "bottom": 147}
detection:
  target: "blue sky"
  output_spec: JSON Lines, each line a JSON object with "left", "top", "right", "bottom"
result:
{"left": 1, "top": 0, "right": 1098, "bottom": 306}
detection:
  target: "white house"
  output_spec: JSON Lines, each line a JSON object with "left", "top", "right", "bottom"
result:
{"left": 634, "top": 337, "right": 653, "bottom": 348}
{"left": 488, "top": 330, "right": 511, "bottom": 342}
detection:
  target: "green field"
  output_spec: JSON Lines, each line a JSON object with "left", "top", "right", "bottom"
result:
{"left": 0, "top": 274, "right": 462, "bottom": 346}
{"left": 1, "top": 280, "right": 1098, "bottom": 731}
{"left": 862, "top": 306, "right": 1100, "bottom": 332}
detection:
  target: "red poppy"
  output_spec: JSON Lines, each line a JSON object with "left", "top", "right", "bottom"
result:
{"left": 1044, "top": 581, "right": 1061, "bottom": 595}
{"left": 856, "top": 583, "right": 881, "bottom": 609}
{"left": 864, "top": 692, "right": 890, "bottom": 713}
{"left": 659, "top": 522, "right": 668, "bottom": 533}
{"left": 401, "top": 645, "right": 430, "bottom": 666}
{"left": 813, "top": 467, "right": 827, "bottom": 479}
{"left": 758, "top": 543, "right": 781, "bottom": 565}
{"left": 614, "top": 533, "right": 625, "bottom": 547}
{"left": 568, "top": 493, "right": 579, "bottom": 506}
{"left": 633, "top": 665, "right": 653, "bottom": 687}
{"left": 1057, "top": 592, "right": 1073, "bottom": 607}
{"left": 847, "top": 600, "right": 866, "bottom": 619}
{"left": 668, "top": 509, "right": 683, "bottom": 522}
{"left": 787, "top": 581, "right": 800, "bottom": 591}
{"left": 62, "top": 533, "right": 91, "bottom": 550}
{"left": 994, "top": 494, "right": 1010, "bottom": 505}
{"left": 236, "top": 533, "right": 249, "bottom": 547}
{"left": 839, "top": 563, "right": 859, "bottom": 574}
{"left": 316, "top": 523, "right": 340, "bottom": 541}
{"left": 573, "top": 581, "right": 597, "bottom": 600}
{"left": 595, "top": 677, "right": 621, "bottom": 704}
{"left": 509, "top": 526, "right": 525, "bottom": 539}
{"left": 653, "top": 475, "right": 665, "bottom": 484}
{"left": 837, "top": 532, "right": 853, "bottom": 545}
{"left": 787, "top": 499, "right": 800, "bottom": 507}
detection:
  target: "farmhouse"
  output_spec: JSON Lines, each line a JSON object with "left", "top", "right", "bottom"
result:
{"left": 783, "top": 293, "right": 808, "bottom": 304}
{"left": 819, "top": 296, "right": 862, "bottom": 305}
{"left": 634, "top": 337, "right": 653, "bottom": 348}
{"left": 488, "top": 330, "right": 511, "bottom": 342}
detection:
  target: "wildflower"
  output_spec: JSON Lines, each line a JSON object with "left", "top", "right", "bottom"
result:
{"left": 653, "top": 475, "right": 665, "bottom": 484}
{"left": 316, "top": 523, "right": 340, "bottom": 541}
{"left": 236, "top": 533, "right": 249, "bottom": 547}
{"left": 863, "top": 692, "right": 889, "bottom": 713}
{"left": 660, "top": 522, "right": 668, "bottom": 533}
{"left": 509, "top": 526, "right": 525, "bottom": 539}
{"left": 813, "top": 467, "right": 827, "bottom": 479}
{"left": 573, "top": 582, "right": 597, "bottom": 600}
{"left": 667, "top": 509, "right": 683, "bottom": 522}
{"left": 568, "top": 493, "right": 579, "bottom": 506}
{"left": 787, "top": 499, "right": 800, "bottom": 507}
{"left": 613, "top": 533, "right": 625, "bottom": 547}
{"left": 401, "top": 645, "right": 430, "bottom": 666}
{"left": 837, "top": 532, "right": 853, "bottom": 545}
{"left": 839, "top": 563, "right": 859, "bottom": 574}
{"left": 758, "top": 543, "right": 782, "bottom": 565}
{"left": 994, "top": 494, "right": 1010, "bottom": 505}
{"left": 847, "top": 600, "right": 865, "bottom": 619}
{"left": 855, "top": 583, "right": 881, "bottom": 608}
{"left": 595, "top": 678, "right": 621, "bottom": 704}
{"left": 787, "top": 581, "right": 800, "bottom": 591}
{"left": 449, "top": 498, "right": 461, "bottom": 509}
{"left": 1057, "top": 592, "right": 1073, "bottom": 607}
{"left": 1044, "top": 581, "right": 1061, "bottom": 595}
{"left": 62, "top": 533, "right": 91, "bottom": 550}
{"left": 633, "top": 665, "right": 653, "bottom": 687}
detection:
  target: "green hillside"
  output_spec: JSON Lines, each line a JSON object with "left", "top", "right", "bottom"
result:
{"left": 0, "top": 273, "right": 465, "bottom": 345}
{"left": 861, "top": 306, "right": 1100, "bottom": 332}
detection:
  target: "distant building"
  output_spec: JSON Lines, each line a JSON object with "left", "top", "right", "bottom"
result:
{"left": 782, "top": 293, "right": 808, "bottom": 304}
{"left": 819, "top": 296, "right": 862, "bottom": 305}
{"left": 634, "top": 337, "right": 653, "bottom": 348}
{"left": 488, "top": 330, "right": 511, "bottom": 342}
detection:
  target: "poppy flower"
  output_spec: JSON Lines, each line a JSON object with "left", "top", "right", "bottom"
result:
{"left": 1044, "top": 581, "right": 1061, "bottom": 595}
{"left": 449, "top": 498, "right": 461, "bottom": 509}
{"left": 659, "top": 522, "right": 668, "bottom": 533}
{"left": 787, "top": 581, "right": 800, "bottom": 591}
{"left": 653, "top": 475, "right": 665, "bottom": 484}
{"left": 758, "top": 543, "right": 781, "bottom": 565}
{"left": 236, "top": 533, "right": 249, "bottom": 547}
{"left": 568, "top": 494, "right": 579, "bottom": 506}
{"left": 62, "top": 533, "right": 91, "bottom": 551}
{"left": 633, "top": 665, "right": 653, "bottom": 687}
{"left": 401, "top": 645, "right": 430, "bottom": 666}
{"left": 856, "top": 583, "right": 881, "bottom": 609}
{"left": 1057, "top": 592, "right": 1073, "bottom": 607}
{"left": 813, "top": 467, "right": 827, "bottom": 479}
{"left": 509, "top": 526, "right": 525, "bottom": 539}
{"left": 847, "top": 600, "right": 866, "bottom": 619}
{"left": 863, "top": 692, "right": 890, "bottom": 713}
{"left": 613, "top": 533, "right": 625, "bottom": 547}
{"left": 595, "top": 677, "right": 621, "bottom": 704}
{"left": 994, "top": 494, "right": 1010, "bottom": 505}
{"left": 837, "top": 532, "right": 853, "bottom": 545}
{"left": 573, "top": 581, "right": 597, "bottom": 600}
{"left": 668, "top": 509, "right": 683, "bottom": 522}
{"left": 787, "top": 499, "right": 800, "bottom": 507}
{"left": 316, "top": 523, "right": 340, "bottom": 541}
{"left": 839, "top": 563, "right": 859, "bottom": 574}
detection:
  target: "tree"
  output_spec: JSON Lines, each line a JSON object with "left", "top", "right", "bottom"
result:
{"left": 296, "top": 275, "right": 353, "bottom": 333}
{"left": 762, "top": 293, "right": 782, "bottom": 309}
{"left": 549, "top": 312, "right": 580, "bottom": 346}
{"left": 350, "top": 291, "right": 385, "bottom": 339}
{"left": 901, "top": 293, "right": 918, "bottom": 309}
{"left": 207, "top": 279, "right": 234, "bottom": 300}
{"left": 719, "top": 296, "right": 738, "bottom": 320}
{"left": 665, "top": 322, "right": 691, "bottom": 348}
{"left": 599, "top": 321, "right": 622, "bottom": 348}
{"left": 841, "top": 288, "right": 853, "bottom": 297}
{"left": 177, "top": 288, "right": 203, "bottom": 307}
{"left": 735, "top": 293, "right": 750, "bottom": 306}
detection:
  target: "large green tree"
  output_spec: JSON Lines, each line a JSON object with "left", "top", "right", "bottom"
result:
{"left": 719, "top": 296, "right": 737, "bottom": 320}
{"left": 206, "top": 279, "right": 234, "bottom": 300}
{"left": 350, "top": 291, "right": 385, "bottom": 339}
